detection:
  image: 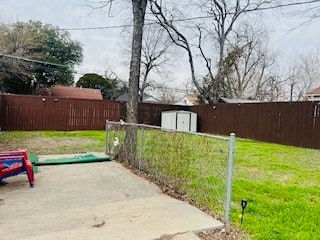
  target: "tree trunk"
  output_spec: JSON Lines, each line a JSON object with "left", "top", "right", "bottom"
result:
{"left": 214, "top": 35, "right": 225, "bottom": 104}
{"left": 127, "top": 0, "right": 147, "bottom": 124}
{"left": 118, "top": 0, "right": 147, "bottom": 164}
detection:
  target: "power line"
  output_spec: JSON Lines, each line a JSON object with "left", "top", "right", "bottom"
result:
{"left": 0, "top": 53, "right": 68, "bottom": 68}
{"left": 59, "top": 16, "right": 210, "bottom": 31}
{"left": 0, "top": 55, "right": 190, "bottom": 92}
{"left": 59, "top": 0, "right": 320, "bottom": 31}
{"left": 0, "top": 53, "right": 92, "bottom": 76}
{"left": 242, "top": 0, "right": 320, "bottom": 12}
{"left": 0, "top": 53, "right": 120, "bottom": 78}
{"left": 59, "top": 23, "right": 137, "bottom": 31}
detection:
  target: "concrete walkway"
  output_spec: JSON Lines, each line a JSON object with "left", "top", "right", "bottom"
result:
{"left": 0, "top": 155, "right": 223, "bottom": 240}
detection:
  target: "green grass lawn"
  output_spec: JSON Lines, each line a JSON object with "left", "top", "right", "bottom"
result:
{"left": 1, "top": 130, "right": 319, "bottom": 239}
{"left": 233, "top": 140, "right": 320, "bottom": 239}
{"left": 0, "top": 131, "right": 105, "bottom": 154}
{"left": 139, "top": 130, "right": 228, "bottom": 215}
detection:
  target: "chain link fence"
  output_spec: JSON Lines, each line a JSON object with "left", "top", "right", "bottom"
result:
{"left": 105, "top": 120, "right": 235, "bottom": 224}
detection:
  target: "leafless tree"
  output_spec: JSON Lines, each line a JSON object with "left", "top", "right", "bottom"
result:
{"left": 194, "top": 0, "right": 274, "bottom": 103}
{"left": 255, "top": 74, "right": 287, "bottom": 102}
{"left": 224, "top": 24, "right": 281, "bottom": 100}
{"left": 149, "top": 1, "right": 198, "bottom": 88}
{"left": 0, "top": 23, "right": 42, "bottom": 84}
{"left": 122, "top": 0, "right": 147, "bottom": 126}
{"left": 119, "top": 0, "right": 148, "bottom": 163}
{"left": 149, "top": 0, "right": 216, "bottom": 106}
{"left": 196, "top": 25, "right": 217, "bottom": 104}
{"left": 86, "top": 0, "right": 147, "bottom": 163}
{"left": 85, "top": 0, "right": 147, "bottom": 122}
{"left": 139, "top": 26, "right": 173, "bottom": 101}
{"left": 155, "top": 83, "right": 179, "bottom": 103}
{"left": 196, "top": 23, "right": 284, "bottom": 102}
{"left": 285, "top": 50, "right": 320, "bottom": 101}
{"left": 147, "top": 0, "right": 320, "bottom": 104}
{"left": 121, "top": 24, "right": 173, "bottom": 101}
{"left": 284, "top": 57, "right": 302, "bottom": 102}
{"left": 275, "top": 0, "right": 320, "bottom": 26}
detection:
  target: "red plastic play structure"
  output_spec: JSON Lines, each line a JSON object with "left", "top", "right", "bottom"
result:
{"left": 0, "top": 150, "right": 34, "bottom": 187}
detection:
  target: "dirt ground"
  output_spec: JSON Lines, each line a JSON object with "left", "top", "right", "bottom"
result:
{"left": 0, "top": 136, "right": 98, "bottom": 154}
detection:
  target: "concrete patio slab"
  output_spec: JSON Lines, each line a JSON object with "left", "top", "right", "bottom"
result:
{"left": 0, "top": 156, "right": 223, "bottom": 240}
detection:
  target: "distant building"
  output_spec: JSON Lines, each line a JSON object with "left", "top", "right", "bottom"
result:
{"left": 35, "top": 86, "right": 103, "bottom": 100}
{"left": 219, "top": 97, "right": 260, "bottom": 104}
{"left": 175, "top": 95, "right": 259, "bottom": 105}
{"left": 305, "top": 86, "right": 320, "bottom": 101}
{"left": 174, "top": 95, "right": 198, "bottom": 106}
{"left": 116, "top": 93, "right": 160, "bottom": 103}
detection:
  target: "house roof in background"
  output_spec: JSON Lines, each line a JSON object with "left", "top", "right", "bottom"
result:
{"left": 36, "top": 86, "right": 103, "bottom": 100}
{"left": 116, "top": 92, "right": 160, "bottom": 103}
{"left": 219, "top": 97, "right": 260, "bottom": 104}
{"left": 174, "top": 95, "right": 197, "bottom": 106}
{"left": 306, "top": 86, "right": 320, "bottom": 95}
{"left": 116, "top": 92, "right": 129, "bottom": 101}
{"left": 185, "top": 95, "right": 198, "bottom": 104}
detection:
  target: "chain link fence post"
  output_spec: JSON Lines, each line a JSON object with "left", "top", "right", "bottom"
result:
{"left": 225, "top": 133, "right": 236, "bottom": 225}
{"left": 105, "top": 119, "right": 109, "bottom": 154}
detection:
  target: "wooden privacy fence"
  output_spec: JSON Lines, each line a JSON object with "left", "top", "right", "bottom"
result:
{"left": 191, "top": 102, "right": 320, "bottom": 149}
{"left": 0, "top": 94, "right": 121, "bottom": 131}
{"left": 1, "top": 94, "right": 320, "bottom": 148}
{"left": 0, "top": 94, "right": 188, "bottom": 131}
{"left": 138, "top": 102, "right": 188, "bottom": 125}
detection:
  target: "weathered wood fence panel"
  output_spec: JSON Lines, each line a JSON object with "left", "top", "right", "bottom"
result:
{"left": 138, "top": 102, "right": 189, "bottom": 126}
{"left": 1, "top": 94, "right": 320, "bottom": 149}
{"left": 0, "top": 94, "right": 122, "bottom": 131}
{"left": 0, "top": 94, "right": 189, "bottom": 131}
{"left": 191, "top": 102, "right": 320, "bottom": 149}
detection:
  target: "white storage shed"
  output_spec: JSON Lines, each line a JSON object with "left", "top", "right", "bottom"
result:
{"left": 161, "top": 110, "right": 197, "bottom": 132}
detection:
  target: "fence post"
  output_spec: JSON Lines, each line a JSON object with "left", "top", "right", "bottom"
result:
{"left": 105, "top": 119, "right": 109, "bottom": 154}
{"left": 225, "top": 132, "right": 236, "bottom": 225}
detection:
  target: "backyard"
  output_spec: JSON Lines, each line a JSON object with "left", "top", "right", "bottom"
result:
{"left": 0, "top": 130, "right": 319, "bottom": 239}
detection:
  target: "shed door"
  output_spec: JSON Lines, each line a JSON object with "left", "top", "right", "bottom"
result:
{"left": 176, "top": 112, "right": 191, "bottom": 131}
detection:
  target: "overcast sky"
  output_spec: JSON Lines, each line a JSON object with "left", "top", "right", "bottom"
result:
{"left": 1, "top": 0, "right": 319, "bottom": 90}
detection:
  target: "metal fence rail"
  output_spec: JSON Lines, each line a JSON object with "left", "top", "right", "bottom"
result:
{"left": 105, "top": 120, "right": 235, "bottom": 224}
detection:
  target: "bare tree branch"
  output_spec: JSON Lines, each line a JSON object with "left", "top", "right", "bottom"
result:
{"left": 149, "top": 0, "right": 198, "bottom": 93}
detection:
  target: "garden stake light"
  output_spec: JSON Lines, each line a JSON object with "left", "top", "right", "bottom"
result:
{"left": 241, "top": 199, "right": 248, "bottom": 224}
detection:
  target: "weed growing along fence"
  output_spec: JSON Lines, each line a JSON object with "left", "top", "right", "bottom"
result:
{"left": 105, "top": 120, "right": 235, "bottom": 224}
